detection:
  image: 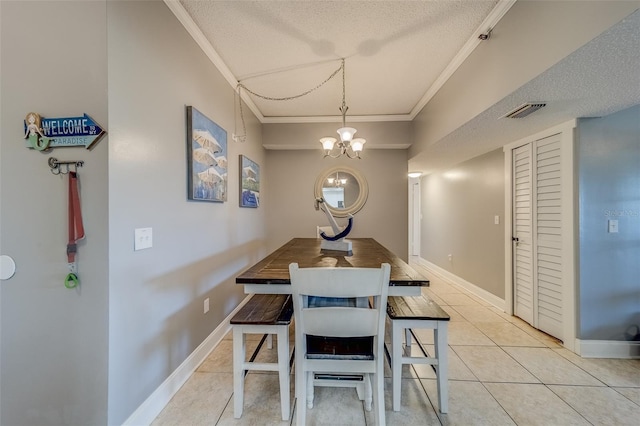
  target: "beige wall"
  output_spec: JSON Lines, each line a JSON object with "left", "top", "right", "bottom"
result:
{"left": 1, "top": 1, "right": 109, "bottom": 424}
{"left": 106, "top": 1, "right": 266, "bottom": 423}
{"left": 264, "top": 149, "right": 409, "bottom": 260}
{"left": 1, "top": 0, "right": 266, "bottom": 424}
{"left": 420, "top": 149, "right": 505, "bottom": 298}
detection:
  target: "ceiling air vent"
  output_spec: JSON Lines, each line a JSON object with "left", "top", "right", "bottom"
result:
{"left": 502, "top": 102, "right": 546, "bottom": 119}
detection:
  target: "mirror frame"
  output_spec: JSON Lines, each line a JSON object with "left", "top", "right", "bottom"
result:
{"left": 314, "top": 166, "right": 369, "bottom": 218}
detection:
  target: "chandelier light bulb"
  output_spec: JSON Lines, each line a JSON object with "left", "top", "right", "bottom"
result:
{"left": 337, "top": 127, "right": 356, "bottom": 142}
{"left": 351, "top": 138, "right": 366, "bottom": 152}
{"left": 320, "top": 137, "right": 337, "bottom": 151}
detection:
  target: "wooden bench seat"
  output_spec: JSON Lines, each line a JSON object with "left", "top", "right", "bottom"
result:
{"left": 387, "top": 295, "right": 450, "bottom": 413}
{"left": 231, "top": 294, "right": 293, "bottom": 421}
{"left": 230, "top": 293, "right": 293, "bottom": 326}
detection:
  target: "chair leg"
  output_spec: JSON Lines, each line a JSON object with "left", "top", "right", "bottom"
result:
{"left": 277, "top": 328, "right": 290, "bottom": 421}
{"left": 363, "top": 374, "right": 373, "bottom": 411}
{"left": 295, "top": 349, "right": 306, "bottom": 425}
{"left": 435, "top": 323, "right": 449, "bottom": 414}
{"left": 296, "top": 369, "right": 307, "bottom": 426}
{"left": 306, "top": 371, "right": 314, "bottom": 409}
{"left": 374, "top": 366, "right": 386, "bottom": 426}
{"left": 391, "top": 321, "right": 403, "bottom": 411}
{"left": 233, "top": 328, "right": 245, "bottom": 419}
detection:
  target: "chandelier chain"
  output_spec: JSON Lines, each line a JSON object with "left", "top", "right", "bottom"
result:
{"left": 340, "top": 59, "right": 347, "bottom": 127}
{"left": 237, "top": 60, "right": 343, "bottom": 102}
{"left": 234, "top": 60, "right": 345, "bottom": 143}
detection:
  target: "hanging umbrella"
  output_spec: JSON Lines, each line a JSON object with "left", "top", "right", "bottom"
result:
{"left": 214, "top": 155, "right": 228, "bottom": 169}
{"left": 243, "top": 166, "right": 257, "bottom": 180}
{"left": 192, "top": 148, "right": 217, "bottom": 166}
{"left": 193, "top": 130, "right": 222, "bottom": 153}
{"left": 198, "top": 167, "right": 223, "bottom": 183}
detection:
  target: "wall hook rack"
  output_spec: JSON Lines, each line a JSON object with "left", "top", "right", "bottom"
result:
{"left": 48, "top": 157, "right": 84, "bottom": 175}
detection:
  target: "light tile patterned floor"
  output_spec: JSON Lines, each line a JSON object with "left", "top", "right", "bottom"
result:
{"left": 152, "top": 262, "right": 640, "bottom": 425}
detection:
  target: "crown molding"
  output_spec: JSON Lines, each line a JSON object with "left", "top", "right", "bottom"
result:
{"left": 263, "top": 143, "right": 411, "bottom": 150}
{"left": 262, "top": 114, "right": 413, "bottom": 124}
{"left": 163, "top": 0, "right": 265, "bottom": 122}
{"left": 409, "top": 0, "right": 518, "bottom": 120}
{"left": 166, "top": 0, "right": 516, "bottom": 125}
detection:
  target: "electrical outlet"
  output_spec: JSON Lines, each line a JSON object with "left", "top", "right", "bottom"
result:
{"left": 448, "top": 254, "right": 452, "bottom": 261}
{"left": 134, "top": 228, "right": 153, "bottom": 251}
{"left": 204, "top": 298, "right": 209, "bottom": 314}
{"left": 608, "top": 219, "right": 619, "bottom": 233}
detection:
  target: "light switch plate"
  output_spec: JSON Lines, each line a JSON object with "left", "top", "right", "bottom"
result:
{"left": 608, "top": 220, "right": 619, "bottom": 233}
{"left": 134, "top": 227, "right": 153, "bottom": 250}
{"left": 494, "top": 215, "right": 500, "bottom": 225}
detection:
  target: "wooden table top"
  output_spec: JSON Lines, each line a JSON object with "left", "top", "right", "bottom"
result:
{"left": 236, "top": 238, "right": 429, "bottom": 287}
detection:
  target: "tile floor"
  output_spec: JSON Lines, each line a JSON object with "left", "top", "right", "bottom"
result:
{"left": 152, "top": 262, "right": 640, "bottom": 425}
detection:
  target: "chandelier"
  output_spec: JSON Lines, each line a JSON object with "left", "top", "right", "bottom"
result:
{"left": 234, "top": 59, "right": 365, "bottom": 158}
{"left": 319, "top": 60, "right": 366, "bottom": 159}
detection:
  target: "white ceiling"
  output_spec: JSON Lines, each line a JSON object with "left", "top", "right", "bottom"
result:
{"left": 177, "top": 0, "right": 505, "bottom": 119}
{"left": 174, "top": 1, "right": 640, "bottom": 173}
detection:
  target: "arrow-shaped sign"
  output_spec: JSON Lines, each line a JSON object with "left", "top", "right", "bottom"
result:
{"left": 24, "top": 113, "right": 106, "bottom": 150}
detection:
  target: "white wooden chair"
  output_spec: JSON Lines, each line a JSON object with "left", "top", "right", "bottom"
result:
{"left": 289, "top": 262, "right": 390, "bottom": 426}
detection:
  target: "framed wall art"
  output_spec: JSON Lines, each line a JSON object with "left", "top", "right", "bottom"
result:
{"left": 186, "top": 106, "right": 228, "bottom": 202}
{"left": 239, "top": 155, "right": 260, "bottom": 208}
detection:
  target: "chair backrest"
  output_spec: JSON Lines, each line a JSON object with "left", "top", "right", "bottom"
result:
{"left": 289, "top": 263, "right": 391, "bottom": 340}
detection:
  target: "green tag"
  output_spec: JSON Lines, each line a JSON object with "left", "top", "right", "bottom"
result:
{"left": 65, "top": 273, "right": 79, "bottom": 289}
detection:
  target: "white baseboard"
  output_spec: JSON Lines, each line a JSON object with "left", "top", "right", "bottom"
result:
{"left": 576, "top": 339, "right": 640, "bottom": 359}
{"left": 414, "top": 257, "right": 506, "bottom": 311}
{"left": 123, "top": 295, "right": 253, "bottom": 426}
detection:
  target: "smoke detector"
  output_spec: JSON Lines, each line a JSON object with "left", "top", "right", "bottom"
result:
{"left": 502, "top": 102, "right": 547, "bottom": 118}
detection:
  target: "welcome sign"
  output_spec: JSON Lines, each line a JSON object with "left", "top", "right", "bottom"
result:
{"left": 24, "top": 112, "right": 106, "bottom": 150}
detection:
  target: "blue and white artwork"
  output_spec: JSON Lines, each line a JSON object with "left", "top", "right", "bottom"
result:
{"left": 187, "top": 106, "right": 227, "bottom": 202}
{"left": 240, "top": 155, "right": 260, "bottom": 208}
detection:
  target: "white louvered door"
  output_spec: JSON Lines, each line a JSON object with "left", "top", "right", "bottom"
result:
{"left": 512, "top": 133, "right": 564, "bottom": 340}
{"left": 534, "top": 134, "right": 563, "bottom": 338}
{"left": 512, "top": 144, "right": 534, "bottom": 325}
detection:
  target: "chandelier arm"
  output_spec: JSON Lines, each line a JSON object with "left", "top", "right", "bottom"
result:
{"left": 344, "top": 149, "right": 361, "bottom": 159}
{"left": 324, "top": 151, "right": 344, "bottom": 159}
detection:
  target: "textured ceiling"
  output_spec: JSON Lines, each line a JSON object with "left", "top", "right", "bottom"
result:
{"left": 174, "top": 1, "right": 640, "bottom": 174}
{"left": 410, "top": 7, "right": 640, "bottom": 173}
{"left": 179, "top": 0, "right": 500, "bottom": 119}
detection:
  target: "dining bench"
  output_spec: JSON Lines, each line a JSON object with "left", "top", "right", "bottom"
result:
{"left": 231, "top": 293, "right": 294, "bottom": 421}
{"left": 386, "top": 294, "right": 450, "bottom": 413}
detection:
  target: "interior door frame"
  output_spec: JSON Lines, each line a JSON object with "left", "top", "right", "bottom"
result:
{"left": 408, "top": 177, "right": 421, "bottom": 257}
{"left": 503, "top": 119, "right": 577, "bottom": 352}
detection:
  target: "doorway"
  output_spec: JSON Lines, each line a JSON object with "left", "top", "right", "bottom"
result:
{"left": 409, "top": 180, "right": 420, "bottom": 256}
{"left": 504, "top": 121, "right": 577, "bottom": 350}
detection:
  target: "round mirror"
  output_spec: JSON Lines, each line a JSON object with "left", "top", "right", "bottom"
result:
{"left": 314, "top": 166, "right": 368, "bottom": 217}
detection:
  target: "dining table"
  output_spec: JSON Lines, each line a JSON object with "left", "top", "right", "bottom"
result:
{"left": 235, "top": 237, "right": 430, "bottom": 413}
{"left": 236, "top": 237, "right": 429, "bottom": 295}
